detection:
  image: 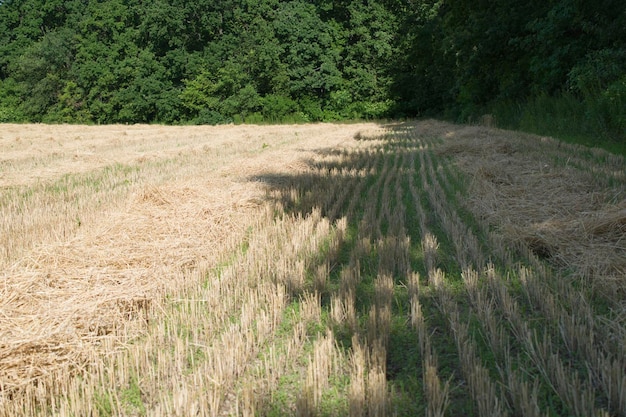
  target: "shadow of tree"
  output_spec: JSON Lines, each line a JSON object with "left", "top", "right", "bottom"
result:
{"left": 246, "top": 121, "right": 443, "bottom": 415}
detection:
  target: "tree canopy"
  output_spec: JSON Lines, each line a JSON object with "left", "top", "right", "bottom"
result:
{"left": 1, "top": 0, "right": 624, "bottom": 140}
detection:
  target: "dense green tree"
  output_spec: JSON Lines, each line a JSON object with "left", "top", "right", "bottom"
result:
{"left": 273, "top": 1, "right": 343, "bottom": 99}
{"left": 10, "top": 27, "right": 77, "bottom": 120}
{"left": 0, "top": 0, "right": 623, "bottom": 138}
{"left": 389, "top": 0, "right": 452, "bottom": 116}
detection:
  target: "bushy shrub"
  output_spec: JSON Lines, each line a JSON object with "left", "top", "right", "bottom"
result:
{"left": 0, "top": 79, "right": 25, "bottom": 122}
{"left": 0, "top": 106, "right": 24, "bottom": 123}
{"left": 262, "top": 95, "right": 298, "bottom": 122}
{"left": 362, "top": 100, "right": 393, "bottom": 119}
{"left": 192, "top": 109, "right": 231, "bottom": 125}
{"left": 298, "top": 97, "right": 324, "bottom": 122}
{"left": 568, "top": 49, "right": 626, "bottom": 96}
{"left": 598, "top": 76, "right": 626, "bottom": 139}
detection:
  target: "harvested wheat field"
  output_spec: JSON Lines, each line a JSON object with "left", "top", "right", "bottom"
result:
{"left": 1, "top": 120, "right": 624, "bottom": 416}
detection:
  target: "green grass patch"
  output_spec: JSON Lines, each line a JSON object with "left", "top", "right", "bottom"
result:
{"left": 486, "top": 94, "right": 626, "bottom": 156}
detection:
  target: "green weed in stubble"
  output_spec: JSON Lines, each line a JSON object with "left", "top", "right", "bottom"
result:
{"left": 93, "top": 389, "right": 114, "bottom": 417}
{"left": 120, "top": 374, "right": 147, "bottom": 416}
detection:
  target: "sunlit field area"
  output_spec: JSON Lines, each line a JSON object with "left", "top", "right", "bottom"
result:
{"left": 1, "top": 121, "right": 624, "bottom": 416}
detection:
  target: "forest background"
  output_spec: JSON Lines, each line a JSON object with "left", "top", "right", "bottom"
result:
{"left": 0, "top": 0, "right": 625, "bottom": 147}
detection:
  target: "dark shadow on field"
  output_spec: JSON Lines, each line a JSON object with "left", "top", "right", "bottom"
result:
{"left": 246, "top": 120, "right": 458, "bottom": 415}
{"left": 245, "top": 118, "right": 626, "bottom": 415}
{"left": 249, "top": 119, "right": 456, "bottom": 224}
{"left": 251, "top": 120, "right": 433, "bottom": 223}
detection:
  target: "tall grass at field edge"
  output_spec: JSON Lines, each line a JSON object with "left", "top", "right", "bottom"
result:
{"left": 455, "top": 93, "right": 626, "bottom": 156}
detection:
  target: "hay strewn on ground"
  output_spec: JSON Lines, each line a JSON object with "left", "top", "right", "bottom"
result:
{"left": 0, "top": 122, "right": 376, "bottom": 395}
{"left": 1, "top": 120, "right": 624, "bottom": 415}
{"left": 423, "top": 120, "right": 625, "bottom": 301}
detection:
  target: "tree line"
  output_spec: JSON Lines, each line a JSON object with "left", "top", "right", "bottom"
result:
{"left": 0, "top": 0, "right": 624, "bottom": 142}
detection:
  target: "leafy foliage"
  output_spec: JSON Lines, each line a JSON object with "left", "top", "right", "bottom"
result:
{"left": 0, "top": 0, "right": 624, "bottom": 142}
